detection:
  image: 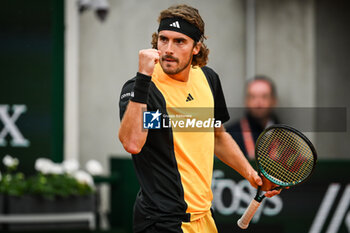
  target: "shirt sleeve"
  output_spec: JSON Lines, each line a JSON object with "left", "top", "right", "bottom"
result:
{"left": 119, "top": 78, "right": 135, "bottom": 121}
{"left": 201, "top": 66, "right": 230, "bottom": 124}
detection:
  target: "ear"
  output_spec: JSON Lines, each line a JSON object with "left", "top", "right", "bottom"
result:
{"left": 192, "top": 42, "right": 201, "bottom": 55}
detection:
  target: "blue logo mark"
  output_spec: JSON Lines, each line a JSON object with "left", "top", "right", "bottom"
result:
{"left": 143, "top": 110, "right": 161, "bottom": 129}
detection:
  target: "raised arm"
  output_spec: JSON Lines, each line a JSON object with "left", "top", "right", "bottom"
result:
{"left": 118, "top": 49, "right": 160, "bottom": 154}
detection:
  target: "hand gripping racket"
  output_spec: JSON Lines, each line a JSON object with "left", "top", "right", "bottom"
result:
{"left": 237, "top": 124, "right": 317, "bottom": 229}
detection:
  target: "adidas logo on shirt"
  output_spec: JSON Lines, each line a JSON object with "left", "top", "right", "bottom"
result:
{"left": 169, "top": 21, "right": 180, "bottom": 28}
{"left": 186, "top": 93, "right": 194, "bottom": 102}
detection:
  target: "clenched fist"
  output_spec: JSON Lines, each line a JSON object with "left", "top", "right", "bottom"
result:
{"left": 138, "top": 49, "right": 161, "bottom": 76}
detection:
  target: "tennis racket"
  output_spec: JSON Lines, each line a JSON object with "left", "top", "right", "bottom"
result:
{"left": 237, "top": 124, "right": 317, "bottom": 229}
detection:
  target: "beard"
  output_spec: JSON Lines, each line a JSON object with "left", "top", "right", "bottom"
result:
{"left": 160, "top": 54, "right": 192, "bottom": 75}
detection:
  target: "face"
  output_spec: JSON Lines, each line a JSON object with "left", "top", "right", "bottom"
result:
{"left": 245, "top": 80, "right": 276, "bottom": 119}
{"left": 157, "top": 30, "right": 200, "bottom": 75}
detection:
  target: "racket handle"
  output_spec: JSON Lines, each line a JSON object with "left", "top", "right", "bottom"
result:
{"left": 237, "top": 199, "right": 261, "bottom": 229}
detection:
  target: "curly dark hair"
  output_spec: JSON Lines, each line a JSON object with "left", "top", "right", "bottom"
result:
{"left": 151, "top": 4, "right": 209, "bottom": 67}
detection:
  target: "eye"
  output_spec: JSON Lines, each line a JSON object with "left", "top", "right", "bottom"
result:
{"left": 175, "top": 39, "right": 185, "bottom": 44}
{"left": 159, "top": 36, "right": 168, "bottom": 42}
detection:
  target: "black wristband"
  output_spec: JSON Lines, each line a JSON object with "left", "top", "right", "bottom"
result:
{"left": 130, "top": 72, "right": 152, "bottom": 104}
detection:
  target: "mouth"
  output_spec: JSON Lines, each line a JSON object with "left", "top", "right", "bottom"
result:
{"left": 165, "top": 59, "right": 176, "bottom": 62}
{"left": 162, "top": 56, "right": 178, "bottom": 63}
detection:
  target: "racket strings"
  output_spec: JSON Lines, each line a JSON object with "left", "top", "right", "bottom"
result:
{"left": 261, "top": 131, "right": 313, "bottom": 183}
{"left": 257, "top": 128, "right": 315, "bottom": 186}
{"left": 261, "top": 135, "right": 312, "bottom": 184}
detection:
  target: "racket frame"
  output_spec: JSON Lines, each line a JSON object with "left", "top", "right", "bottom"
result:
{"left": 237, "top": 124, "right": 318, "bottom": 229}
{"left": 255, "top": 124, "right": 318, "bottom": 187}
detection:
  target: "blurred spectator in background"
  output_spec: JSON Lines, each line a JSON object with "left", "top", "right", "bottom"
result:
{"left": 226, "top": 75, "right": 279, "bottom": 160}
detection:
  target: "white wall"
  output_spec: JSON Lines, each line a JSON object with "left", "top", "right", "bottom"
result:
{"left": 255, "top": 0, "right": 315, "bottom": 108}
{"left": 255, "top": 0, "right": 316, "bottom": 142}
{"left": 65, "top": 0, "right": 80, "bottom": 161}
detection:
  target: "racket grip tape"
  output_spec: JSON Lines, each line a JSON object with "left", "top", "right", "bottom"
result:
{"left": 237, "top": 199, "right": 261, "bottom": 229}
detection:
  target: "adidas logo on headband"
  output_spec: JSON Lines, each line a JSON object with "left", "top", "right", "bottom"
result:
{"left": 169, "top": 21, "right": 180, "bottom": 28}
{"left": 158, "top": 17, "right": 202, "bottom": 42}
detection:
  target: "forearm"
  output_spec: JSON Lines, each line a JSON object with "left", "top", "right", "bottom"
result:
{"left": 214, "top": 128, "right": 256, "bottom": 180}
{"left": 119, "top": 101, "right": 148, "bottom": 154}
{"left": 119, "top": 49, "right": 160, "bottom": 154}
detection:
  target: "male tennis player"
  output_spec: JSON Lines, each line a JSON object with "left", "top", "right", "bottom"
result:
{"left": 119, "top": 4, "right": 281, "bottom": 233}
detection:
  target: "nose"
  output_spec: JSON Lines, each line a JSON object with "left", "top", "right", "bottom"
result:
{"left": 165, "top": 41, "right": 174, "bottom": 55}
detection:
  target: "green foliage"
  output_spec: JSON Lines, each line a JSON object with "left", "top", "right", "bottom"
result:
{"left": 0, "top": 172, "right": 27, "bottom": 196}
{"left": 0, "top": 156, "right": 94, "bottom": 199}
{"left": 26, "top": 173, "right": 94, "bottom": 200}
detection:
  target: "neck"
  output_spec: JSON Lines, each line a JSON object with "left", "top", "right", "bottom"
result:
{"left": 168, "top": 65, "right": 191, "bottom": 82}
{"left": 247, "top": 113, "right": 272, "bottom": 129}
{"left": 259, "top": 118, "right": 270, "bottom": 128}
